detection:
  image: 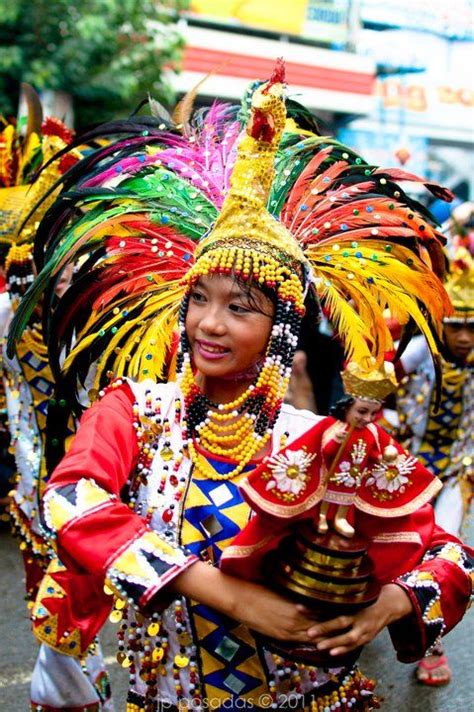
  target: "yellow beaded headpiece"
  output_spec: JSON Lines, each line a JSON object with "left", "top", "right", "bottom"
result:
{"left": 0, "top": 87, "right": 78, "bottom": 303}
{"left": 186, "top": 61, "right": 307, "bottom": 315}
{"left": 196, "top": 69, "right": 305, "bottom": 264}
{"left": 0, "top": 185, "right": 29, "bottom": 249}
{"left": 443, "top": 248, "right": 474, "bottom": 323}
{"left": 342, "top": 358, "right": 398, "bottom": 403}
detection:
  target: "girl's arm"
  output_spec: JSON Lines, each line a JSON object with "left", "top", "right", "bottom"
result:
{"left": 42, "top": 383, "right": 198, "bottom": 612}
{"left": 170, "top": 560, "right": 326, "bottom": 642}
{"left": 42, "top": 384, "right": 320, "bottom": 642}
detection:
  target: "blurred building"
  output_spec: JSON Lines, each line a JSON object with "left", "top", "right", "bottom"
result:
{"left": 349, "top": 0, "right": 474, "bottom": 201}
{"left": 175, "top": 0, "right": 473, "bottom": 201}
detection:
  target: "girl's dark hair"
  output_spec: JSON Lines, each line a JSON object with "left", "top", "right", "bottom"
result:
{"left": 233, "top": 269, "right": 321, "bottom": 324}
{"left": 329, "top": 395, "right": 355, "bottom": 420}
{"left": 231, "top": 271, "right": 277, "bottom": 314}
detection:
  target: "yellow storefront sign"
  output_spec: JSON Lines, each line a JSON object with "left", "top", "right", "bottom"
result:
{"left": 190, "top": 0, "right": 308, "bottom": 35}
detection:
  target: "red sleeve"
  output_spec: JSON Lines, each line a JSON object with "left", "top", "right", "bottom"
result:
{"left": 321, "top": 435, "right": 343, "bottom": 463}
{"left": 42, "top": 382, "right": 197, "bottom": 611}
{"left": 388, "top": 517, "right": 473, "bottom": 662}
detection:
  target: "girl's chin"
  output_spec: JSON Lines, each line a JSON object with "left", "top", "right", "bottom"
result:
{"left": 193, "top": 354, "right": 261, "bottom": 383}
{"left": 195, "top": 362, "right": 234, "bottom": 378}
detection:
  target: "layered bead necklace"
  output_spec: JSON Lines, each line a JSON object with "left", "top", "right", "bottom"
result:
{"left": 180, "top": 352, "right": 291, "bottom": 480}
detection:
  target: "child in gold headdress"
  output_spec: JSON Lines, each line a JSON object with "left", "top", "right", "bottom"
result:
{"left": 0, "top": 99, "right": 113, "bottom": 711}
{"left": 396, "top": 249, "right": 473, "bottom": 536}
{"left": 7, "top": 65, "right": 473, "bottom": 711}
{"left": 393, "top": 249, "right": 473, "bottom": 686}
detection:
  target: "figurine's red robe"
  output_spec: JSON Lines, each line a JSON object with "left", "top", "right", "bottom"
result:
{"left": 221, "top": 416, "right": 472, "bottom": 660}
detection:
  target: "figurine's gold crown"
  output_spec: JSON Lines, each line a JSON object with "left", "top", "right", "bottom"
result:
{"left": 443, "top": 248, "right": 474, "bottom": 322}
{"left": 342, "top": 358, "right": 398, "bottom": 402}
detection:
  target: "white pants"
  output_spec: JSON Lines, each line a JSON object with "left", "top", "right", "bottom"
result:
{"left": 31, "top": 643, "right": 114, "bottom": 710}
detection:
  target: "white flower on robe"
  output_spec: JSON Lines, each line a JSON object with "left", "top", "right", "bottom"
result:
{"left": 266, "top": 449, "right": 315, "bottom": 496}
{"left": 367, "top": 454, "right": 417, "bottom": 493}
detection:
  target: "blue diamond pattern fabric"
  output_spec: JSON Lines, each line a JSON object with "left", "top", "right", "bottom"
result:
{"left": 181, "top": 455, "right": 269, "bottom": 707}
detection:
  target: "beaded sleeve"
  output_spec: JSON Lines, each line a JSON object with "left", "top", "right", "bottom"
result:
{"left": 42, "top": 382, "right": 198, "bottom": 611}
{"left": 388, "top": 531, "right": 473, "bottom": 662}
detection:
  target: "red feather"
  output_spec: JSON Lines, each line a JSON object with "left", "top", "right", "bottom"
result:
{"left": 281, "top": 146, "right": 334, "bottom": 221}
{"left": 373, "top": 168, "right": 455, "bottom": 202}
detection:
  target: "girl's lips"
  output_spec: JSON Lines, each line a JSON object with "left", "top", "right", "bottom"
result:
{"left": 195, "top": 340, "right": 230, "bottom": 360}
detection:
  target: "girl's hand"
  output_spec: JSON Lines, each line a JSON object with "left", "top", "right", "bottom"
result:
{"left": 170, "top": 562, "right": 317, "bottom": 642}
{"left": 306, "top": 583, "right": 413, "bottom": 657}
{"left": 232, "top": 584, "right": 319, "bottom": 642}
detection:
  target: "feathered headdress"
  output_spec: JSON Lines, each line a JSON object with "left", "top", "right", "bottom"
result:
{"left": 0, "top": 85, "right": 76, "bottom": 251}
{"left": 7, "top": 63, "right": 453, "bottom": 417}
{"left": 0, "top": 85, "right": 79, "bottom": 305}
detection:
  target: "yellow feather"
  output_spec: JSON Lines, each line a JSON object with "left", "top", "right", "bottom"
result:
{"left": 307, "top": 240, "right": 447, "bottom": 363}
{"left": 317, "top": 280, "right": 372, "bottom": 363}
{"left": 65, "top": 282, "right": 184, "bottom": 389}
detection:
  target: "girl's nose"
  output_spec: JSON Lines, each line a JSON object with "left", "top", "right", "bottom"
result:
{"left": 200, "top": 308, "right": 226, "bottom": 334}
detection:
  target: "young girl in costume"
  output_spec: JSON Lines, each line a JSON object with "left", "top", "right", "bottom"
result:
{"left": 8, "top": 65, "right": 473, "bottom": 711}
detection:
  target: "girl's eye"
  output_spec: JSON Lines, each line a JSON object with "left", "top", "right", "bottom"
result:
{"left": 229, "top": 303, "right": 250, "bottom": 314}
{"left": 190, "top": 291, "right": 206, "bottom": 303}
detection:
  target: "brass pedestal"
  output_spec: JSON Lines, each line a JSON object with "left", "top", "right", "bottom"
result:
{"left": 260, "top": 522, "right": 380, "bottom": 667}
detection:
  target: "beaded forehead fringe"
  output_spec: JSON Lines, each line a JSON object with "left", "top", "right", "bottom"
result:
{"left": 7, "top": 65, "right": 454, "bottom": 423}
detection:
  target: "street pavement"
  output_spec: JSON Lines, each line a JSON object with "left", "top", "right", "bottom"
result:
{"left": 0, "top": 522, "right": 472, "bottom": 711}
